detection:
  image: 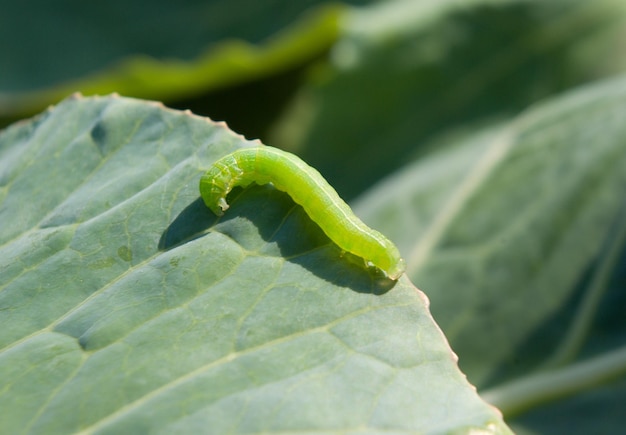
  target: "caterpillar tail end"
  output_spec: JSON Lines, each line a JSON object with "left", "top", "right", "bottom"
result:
{"left": 386, "top": 258, "right": 406, "bottom": 281}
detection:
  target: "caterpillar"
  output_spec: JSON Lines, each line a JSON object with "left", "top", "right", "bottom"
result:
{"left": 199, "top": 146, "right": 405, "bottom": 280}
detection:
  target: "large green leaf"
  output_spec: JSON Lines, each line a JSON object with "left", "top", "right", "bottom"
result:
{"left": 0, "top": 95, "right": 510, "bottom": 434}
{"left": 353, "top": 75, "right": 626, "bottom": 431}
{"left": 271, "top": 0, "right": 626, "bottom": 200}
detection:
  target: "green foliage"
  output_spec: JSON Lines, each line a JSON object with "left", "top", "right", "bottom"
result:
{"left": 0, "top": 96, "right": 509, "bottom": 433}
{"left": 0, "top": 0, "right": 369, "bottom": 120}
{"left": 2, "top": 0, "right": 626, "bottom": 433}
{"left": 353, "top": 76, "right": 626, "bottom": 426}
{"left": 271, "top": 0, "right": 626, "bottom": 199}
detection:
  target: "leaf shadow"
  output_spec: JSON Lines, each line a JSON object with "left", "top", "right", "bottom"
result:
{"left": 159, "top": 186, "right": 398, "bottom": 295}
{"left": 158, "top": 197, "right": 216, "bottom": 250}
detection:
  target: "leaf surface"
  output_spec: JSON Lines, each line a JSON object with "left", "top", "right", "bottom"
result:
{"left": 0, "top": 95, "right": 510, "bottom": 434}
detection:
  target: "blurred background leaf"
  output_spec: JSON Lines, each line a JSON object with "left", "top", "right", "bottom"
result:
{"left": 352, "top": 75, "right": 626, "bottom": 433}
{"left": 271, "top": 0, "right": 626, "bottom": 199}
{"left": 0, "top": 0, "right": 373, "bottom": 126}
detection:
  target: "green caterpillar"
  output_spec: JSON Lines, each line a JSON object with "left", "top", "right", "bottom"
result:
{"left": 199, "top": 146, "right": 405, "bottom": 280}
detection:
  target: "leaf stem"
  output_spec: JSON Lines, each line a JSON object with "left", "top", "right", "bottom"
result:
{"left": 541, "top": 202, "right": 626, "bottom": 369}
{"left": 480, "top": 345, "right": 626, "bottom": 417}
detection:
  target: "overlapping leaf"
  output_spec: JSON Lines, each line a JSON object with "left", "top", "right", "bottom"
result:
{"left": 271, "top": 0, "right": 626, "bottom": 200}
{"left": 353, "top": 75, "right": 626, "bottom": 432}
{"left": 0, "top": 0, "right": 377, "bottom": 119}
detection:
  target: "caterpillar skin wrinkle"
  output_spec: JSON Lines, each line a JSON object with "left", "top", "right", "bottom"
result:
{"left": 200, "top": 146, "right": 405, "bottom": 280}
